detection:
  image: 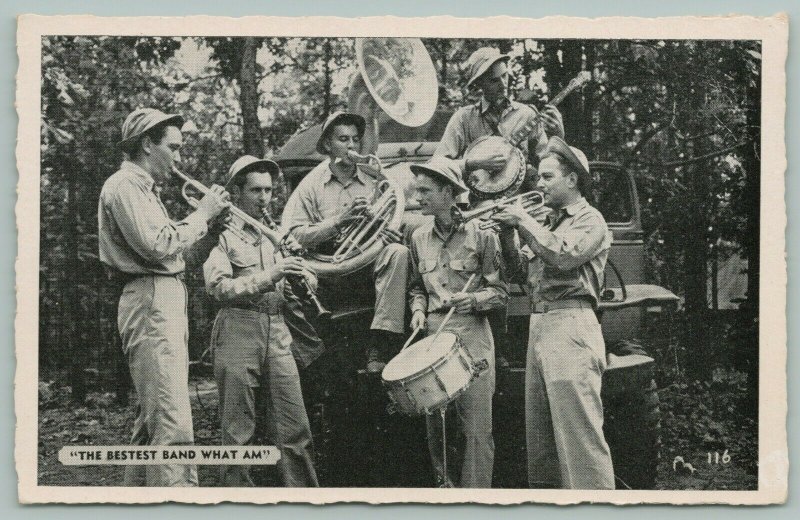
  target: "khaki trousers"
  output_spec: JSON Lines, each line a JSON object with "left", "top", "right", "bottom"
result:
{"left": 424, "top": 313, "right": 495, "bottom": 488}
{"left": 318, "top": 242, "right": 409, "bottom": 333}
{"left": 526, "top": 308, "right": 615, "bottom": 489}
{"left": 212, "top": 307, "right": 318, "bottom": 487}
{"left": 117, "top": 275, "right": 198, "bottom": 487}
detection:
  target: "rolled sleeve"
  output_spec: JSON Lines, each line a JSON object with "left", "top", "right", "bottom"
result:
{"left": 282, "top": 186, "right": 340, "bottom": 250}
{"left": 203, "top": 240, "right": 274, "bottom": 302}
{"left": 517, "top": 213, "right": 607, "bottom": 271}
{"left": 434, "top": 109, "right": 469, "bottom": 173}
{"left": 408, "top": 238, "right": 428, "bottom": 315}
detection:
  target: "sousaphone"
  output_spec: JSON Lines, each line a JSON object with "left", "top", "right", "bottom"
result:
{"left": 304, "top": 38, "right": 439, "bottom": 277}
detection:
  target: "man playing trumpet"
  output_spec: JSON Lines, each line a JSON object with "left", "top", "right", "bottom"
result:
{"left": 203, "top": 156, "right": 319, "bottom": 487}
{"left": 281, "top": 111, "right": 410, "bottom": 374}
{"left": 492, "top": 137, "right": 615, "bottom": 489}
{"left": 98, "top": 108, "right": 230, "bottom": 486}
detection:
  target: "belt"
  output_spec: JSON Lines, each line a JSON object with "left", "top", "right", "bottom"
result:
{"left": 112, "top": 271, "right": 184, "bottom": 288}
{"left": 534, "top": 298, "right": 594, "bottom": 313}
{"left": 228, "top": 296, "right": 283, "bottom": 316}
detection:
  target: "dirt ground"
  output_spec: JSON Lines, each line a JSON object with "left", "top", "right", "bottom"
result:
{"left": 37, "top": 372, "right": 757, "bottom": 490}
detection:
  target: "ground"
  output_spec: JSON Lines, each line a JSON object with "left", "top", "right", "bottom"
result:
{"left": 37, "top": 366, "right": 758, "bottom": 489}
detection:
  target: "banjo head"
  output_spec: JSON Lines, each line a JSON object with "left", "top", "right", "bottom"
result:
{"left": 463, "top": 135, "right": 526, "bottom": 199}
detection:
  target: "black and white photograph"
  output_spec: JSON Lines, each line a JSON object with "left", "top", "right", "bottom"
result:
{"left": 15, "top": 14, "right": 787, "bottom": 504}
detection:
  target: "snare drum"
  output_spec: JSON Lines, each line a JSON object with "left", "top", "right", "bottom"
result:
{"left": 381, "top": 332, "right": 479, "bottom": 416}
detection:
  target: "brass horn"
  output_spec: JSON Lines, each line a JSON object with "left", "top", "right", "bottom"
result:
{"left": 451, "top": 190, "right": 545, "bottom": 231}
{"left": 172, "top": 166, "right": 330, "bottom": 319}
{"left": 301, "top": 38, "right": 437, "bottom": 277}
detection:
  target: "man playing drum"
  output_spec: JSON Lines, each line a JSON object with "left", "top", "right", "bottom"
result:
{"left": 492, "top": 136, "right": 615, "bottom": 489}
{"left": 98, "top": 108, "right": 230, "bottom": 486}
{"left": 203, "top": 156, "right": 319, "bottom": 487}
{"left": 281, "top": 111, "right": 409, "bottom": 374}
{"left": 435, "top": 47, "right": 564, "bottom": 185}
{"left": 408, "top": 157, "right": 508, "bottom": 488}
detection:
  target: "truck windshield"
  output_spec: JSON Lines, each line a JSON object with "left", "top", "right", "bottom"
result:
{"left": 590, "top": 163, "right": 635, "bottom": 225}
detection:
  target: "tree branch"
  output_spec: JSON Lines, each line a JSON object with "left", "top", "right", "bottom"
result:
{"left": 661, "top": 141, "right": 749, "bottom": 169}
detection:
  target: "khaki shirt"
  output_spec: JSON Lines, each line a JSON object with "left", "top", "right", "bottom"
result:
{"left": 435, "top": 98, "right": 549, "bottom": 173}
{"left": 409, "top": 220, "right": 508, "bottom": 315}
{"left": 203, "top": 219, "right": 284, "bottom": 312}
{"left": 281, "top": 158, "right": 378, "bottom": 250}
{"left": 98, "top": 161, "right": 208, "bottom": 275}
{"left": 517, "top": 197, "right": 612, "bottom": 307}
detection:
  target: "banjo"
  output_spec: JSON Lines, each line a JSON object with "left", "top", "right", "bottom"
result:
{"left": 464, "top": 70, "right": 592, "bottom": 200}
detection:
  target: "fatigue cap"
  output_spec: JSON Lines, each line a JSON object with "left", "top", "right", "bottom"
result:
{"left": 225, "top": 155, "right": 281, "bottom": 188}
{"left": 465, "top": 47, "right": 511, "bottom": 88}
{"left": 316, "top": 111, "right": 366, "bottom": 155}
{"left": 410, "top": 157, "right": 469, "bottom": 194}
{"left": 542, "top": 136, "right": 592, "bottom": 188}
{"left": 118, "top": 108, "right": 184, "bottom": 147}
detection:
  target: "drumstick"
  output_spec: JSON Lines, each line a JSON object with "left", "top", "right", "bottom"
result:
{"left": 430, "top": 272, "right": 478, "bottom": 345}
{"left": 401, "top": 326, "right": 422, "bottom": 351}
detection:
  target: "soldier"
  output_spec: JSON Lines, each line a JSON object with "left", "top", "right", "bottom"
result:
{"left": 493, "top": 136, "right": 616, "bottom": 489}
{"left": 281, "top": 111, "right": 409, "bottom": 374}
{"left": 435, "top": 47, "right": 564, "bottom": 183}
{"left": 203, "top": 156, "right": 319, "bottom": 487}
{"left": 408, "top": 157, "right": 508, "bottom": 488}
{"left": 98, "top": 108, "right": 229, "bottom": 486}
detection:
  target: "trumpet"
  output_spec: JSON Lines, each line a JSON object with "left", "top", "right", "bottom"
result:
{"left": 330, "top": 151, "right": 399, "bottom": 263}
{"left": 172, "top": 166, "right": 331, "bottom": 319}
{"left": 451, "top": 190, "right": 545, "bottom": 231}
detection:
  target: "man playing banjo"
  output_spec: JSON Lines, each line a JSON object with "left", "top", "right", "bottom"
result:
{"left": 492, "top": 137, "right": 615, "bottom": 489}
{"left": 408, "top": 157, "right": 508, "bottom": 488}
{"left": 435, "top": 47, "right": 564, "bottom": 192}
{"left": 281, "top": 111, "right": 410, "bottom": 374}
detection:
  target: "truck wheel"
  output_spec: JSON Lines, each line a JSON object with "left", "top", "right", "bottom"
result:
{"left": 602, "top": 350, "right": 661, "bottom": 490}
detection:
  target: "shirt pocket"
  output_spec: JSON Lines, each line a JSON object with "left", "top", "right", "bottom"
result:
{"left": 447, "top": 252, "right": 480, "bottom": 289}
{"left": 228, "top": 246, "right": 259, "bottom": 277}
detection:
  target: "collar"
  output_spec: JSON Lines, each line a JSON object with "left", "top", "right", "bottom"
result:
{"left": 479, "top": 96, "right": 512, "bottom": 115}
{"left": 563, "top": 196, "right": 589, "bottom": 217}
{"left": 431, "top": 218, "right": 462, "bottom": 243}
{"left": 121, "top": 160, "right": 156, "bottom": 191}
{"left": 321, "top": 160, "right": 369, "bottom": 187}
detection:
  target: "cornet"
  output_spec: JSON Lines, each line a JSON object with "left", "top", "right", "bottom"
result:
{"left": 172, "top": 166, "right": 331, "bottom": 319}
{"left": 451, "top": 190, "right": 545, "bottom": 231}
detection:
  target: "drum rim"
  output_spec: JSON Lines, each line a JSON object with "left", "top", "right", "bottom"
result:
{"left": 464, "top": 135, "right": 526, "bottom": 198}
{"left": 381, "top": 331, "right": 463, "bottom": 383}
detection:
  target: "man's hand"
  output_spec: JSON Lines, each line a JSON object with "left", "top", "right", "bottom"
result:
{"left": 300, "top": 265, "right": 318, "bottom": 292}
{"left": 281, "top": 233, "right": 305, "bottom": 256}
{"left": 196, "top": 184, "right": 230, "bottom": 221}
{"left": 380, "top": 227, "right": 404, "bottom": 245}
{"left": 448, "top": 292, "right": 476, "bottom": 314}
{"left": 410, "top": 310, "right": 427, "bottom": 331}
{"left": 271, "top": 256, "right": 307, "bottom": 284}
{"left": 492, "top": 200, "right": 530, "bottom": 229}
{"left": 466, "top": 151, "right": 507, "bottom": 173}
{"left": 335, "top": 197, "right": 370, "bottom": 229}
{"left": 540, "top": 104, "right": 565, "bottom": 139}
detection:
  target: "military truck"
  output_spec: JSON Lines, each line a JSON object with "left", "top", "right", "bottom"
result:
{"left": 275, "top": 109, "right": 679, "bottom": 489}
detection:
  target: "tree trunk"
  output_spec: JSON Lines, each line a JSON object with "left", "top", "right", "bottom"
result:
{"left": 65, "top": 159, "right": 86, "bottom": 402}
{"left": 240, "top": 37, "right": 264, "bottom": 157}
{"left": 323, "top": 39, "right": 332, "bottom": 118}
{"left": 682, "top": 80, "right": 712, "bottom": 382}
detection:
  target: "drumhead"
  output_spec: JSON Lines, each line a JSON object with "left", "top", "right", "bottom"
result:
{"left": 382, "top": 332, "right": 459, "bottom": 382}
{"left": 464, "top": 135, "right": 526, "bottom": 198}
